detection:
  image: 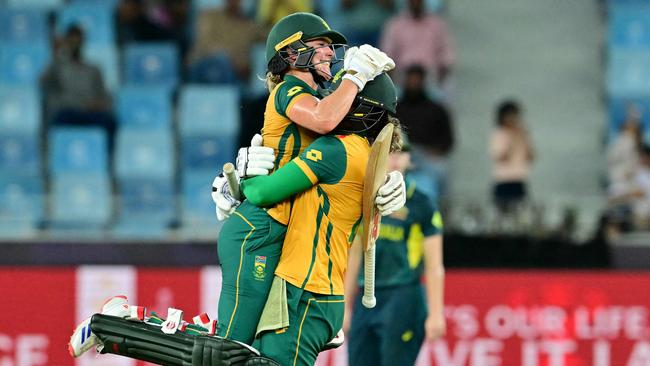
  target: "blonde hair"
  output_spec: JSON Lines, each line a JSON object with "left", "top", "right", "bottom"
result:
{"left": 265, "top": 72, "right": 283, "bottom": 93}
{"left": 388, "top": 116, "right": 403, "bottom": 153}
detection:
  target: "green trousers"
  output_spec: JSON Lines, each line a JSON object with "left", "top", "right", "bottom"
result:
{"left": 254, "top": 282, "right": 345, "bottom": 366}
{"left": 217, "top": 200, "right": 287, "bottom": 345}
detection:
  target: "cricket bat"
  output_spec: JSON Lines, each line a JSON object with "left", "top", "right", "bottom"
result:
{"left": 223, "top": 163, "right": 241, "bottom": 200}
{"left": 361, "top": 123, "right": 394, "bottom": 308}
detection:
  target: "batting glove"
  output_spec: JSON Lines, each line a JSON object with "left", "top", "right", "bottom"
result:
{"left": 375, "top": 171, "right": 406, "bottom": 216}
{"left": 343, "top": 44, "right": 395, "bottom": 91}
{"left": 211, "top": 173, "right": 241, "bottom": 221}
{"left": 236, "top": 134, "right": 275, "bottom": 178}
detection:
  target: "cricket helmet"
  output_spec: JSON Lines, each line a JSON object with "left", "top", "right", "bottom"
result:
{"left": 323, "top": 70, "right": 398, "bottom": 135}
{"left": 265, "top": 12, "right": 347, "bottom": 74}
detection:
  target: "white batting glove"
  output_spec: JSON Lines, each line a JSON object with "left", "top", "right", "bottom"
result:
{"left": 375, "top": 171, "right": 406, "bottom": 216}
{"left": 236, "top": 134, "right": 276, "bottom": 178}
{"left": 211, "top": 173, "right": 241, "bottom": 221}
{"left": 343, "top": 44, "right": 395, "bottom": 91}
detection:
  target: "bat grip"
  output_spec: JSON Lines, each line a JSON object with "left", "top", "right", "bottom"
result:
{"left": 362, "top": 245, "right": 376, "bottom": 308}
{"left": 223, "top": 163, "right": 241, "bottom": 200}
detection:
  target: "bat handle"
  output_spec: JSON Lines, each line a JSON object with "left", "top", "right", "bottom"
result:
{"left": 362, "top": 245, "right": 377, "bottom": 308}
{"left": 223, "top": 163, "right": 241, "bottom": 200}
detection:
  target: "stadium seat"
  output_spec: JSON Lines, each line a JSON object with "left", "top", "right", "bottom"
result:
{"left": 0, "top": 86, "right": 40, "bottom": 133}
{"left": 115, "top": 130, "right": 174, "bottom": 179}
{"left": 248, "top": 43, "right": 268, "bottom": 96}
{"left": 181, "top": 135, "right": 234, "bottom": 170}
{"left": 116, "top": 85, "right": 172, "bottom": 129}
{"left": 56, "top": 3, "right": 115, "bottom": 45}
{"left": 113, "top": 176, "right": 175, "bottom": 238}
{"left": 50, "top": 173, "right": 111, "bottom": 227}
{"left": 0, "top": 173, "right": 43, "bottom": 236}
{"left": 49, "top": 127, "right": 108, "bottom": 174}
{"left": 180, "top": 169, "right": 220, "bottom": 237}
{"left": 83, "top": 44, "right": 120, "bottom": 92}
{"left": 0, "top": 133, "right": 40, "bottom": 174}
{"left": 188, "top": 52, "right": 239, "bottom": 85}
{"left": 6, "top": 0, "right": 63, "bottom": 10}
{"left": 0, "top": 8, "right": 48, "bottom": 43}
{"left": 178, "top": 85, "right": 240, "bottom": 136}
{"left": 124, "top": 43, "right": 179, "bottom": 87}
{"left": 194, "top": 0, "right": 224, "bottom": 9}
{"left": 0, "top": 42, "right": 50, "bottom": 85}
{"left": 607, "top": 50, "right": 650, "bottom": 96}
{"left": 608, "top": 5, "right": 650, "bottom": 48}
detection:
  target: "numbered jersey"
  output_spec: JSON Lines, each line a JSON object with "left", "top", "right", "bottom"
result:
{"left": 275, "top": 134, "right": 370, "bottom": 295}
{"left": 263, "top": 75, "right": 320, "bottom": 225}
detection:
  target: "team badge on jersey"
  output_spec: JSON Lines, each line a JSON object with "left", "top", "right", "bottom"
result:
{"left": 253, "top": 255, "right": 267, "bottom": 281}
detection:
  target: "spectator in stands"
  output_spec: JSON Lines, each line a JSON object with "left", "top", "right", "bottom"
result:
{"left": 337, "top": 0, "right": 395, "bottom": 46}
{"left": 188, "top": 0, "right": 266, "bottom": 82}
{"left": 257, "top": 0, "right": 314, "bottom": 26}
{"left": 607, "top": 104, "right": 642, "bottom": 188}
{"left": 380, "top": 0, "right": 455, "bottom": 86}
{"left": 609, "top": 144, "right": 650, "bottom": 230}
{"left": 148, "top": 0, "right": 192, "bottom": 59}
{"left": 41, "top": 25, "right": 116, "bottom": 153}
{"left": 397, "top": 65, "right": 454, "bottom": 200}
{"left": 116, "top": 0, "right": 173, "bottom": 46}
{"left": 489, "top": 100, "right": 535, "bottom": 213}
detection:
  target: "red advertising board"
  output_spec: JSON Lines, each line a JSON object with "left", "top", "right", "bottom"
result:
{"left": 1, "top": 268, "right": 649, "bottom": 366}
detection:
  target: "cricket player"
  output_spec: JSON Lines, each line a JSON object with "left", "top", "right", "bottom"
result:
{"left": 211, "top": 12, "right": 401, "bottom": 345}
{"left": 239, "top": 71, "right": 404, "bottom": 366}
{"left": 345, "top": 134, "right": 446, "bottom": 366}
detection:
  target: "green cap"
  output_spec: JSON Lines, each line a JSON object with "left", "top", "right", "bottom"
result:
{"left": 265, "top": 12, "right": 347, "bottom": 65}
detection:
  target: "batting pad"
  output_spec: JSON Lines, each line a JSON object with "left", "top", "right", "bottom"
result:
{"left": 90, "top": 314, "right": 258, "bottom": 366}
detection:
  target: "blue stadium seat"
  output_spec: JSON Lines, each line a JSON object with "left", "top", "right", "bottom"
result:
{"left": 7, "top": 0, "right": 63, "bottom": 10}
{"left": 113, "top": 178, "right": 174, "bottom": 238}
{"left": 181, "top": 170, "right": 219, "bottom": 232}
{"left": 50, "top": 173, "right": 111, "bottom": 227}
{"left": 57, "top": 3, "right": 115, "bottom": 45}
{"left": 178, "top": 85, "right": 240, "bottom": 136}
{"left": 115, "top": 130, "right": 174, "bottom": 179}
{"left": 248, "top": 43, "right": 268, "bottom": 96}
{"left": 194, "top": 0, "right": 224, "bottom": 9}
{"left": 124, "top": 43, "right": 179, "bottom": 87}
{"left": 0, "top": 87, "right": 40, "bottom": 133}
{"left": 609, "top": 6, "right": 650, "bottom": 48}
{"left": 0, "top": 8, "right": 48, "bottom": 43}
{"left": 607, "top": 50, "right": 650, "bottom": 96}
{"left": 181, "top": 135, "right": 234, "bottom": 170}
{"left": 0, "top": 173, "right": 43, "bottom": 236}
{"left": 83, "top": 44, "right": 120, "bottom": 92}
{"left": 0, "top": 42, "right": 50, "bottom": 85}
{"left": 116, "top": 85, "right": 172, "bottom": 129}
{"left": 0, "top": 134, "right": 40, "bottom": 174}
{"left": 116, "top": 178, "right": 174, "bottom": 218}
{"left": 49, "top": 127, "right": 108, "bottom": 174}
{"left": 188, "top": 52, "right": 239, "bottom": 85}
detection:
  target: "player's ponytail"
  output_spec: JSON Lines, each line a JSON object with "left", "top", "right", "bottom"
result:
{"left": 265, "top": 72, "right": 283, "bottom": 93}
{"left": 388, "top": 116, "right": 403, "bottom": 153}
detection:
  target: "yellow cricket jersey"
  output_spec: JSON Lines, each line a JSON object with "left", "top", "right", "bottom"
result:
{"left": 263, "top": 75, "right": 320, "bottom": 225}
{"left": 274, "top": 134, "right": 370, "bottom": 295}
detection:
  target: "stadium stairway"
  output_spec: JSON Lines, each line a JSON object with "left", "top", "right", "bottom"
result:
{"left": 446, "top": 0, "right": 606, "bottom": 235}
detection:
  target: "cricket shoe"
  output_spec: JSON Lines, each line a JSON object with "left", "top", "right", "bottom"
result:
{"left": 68, "top": 295, "right": 132, "bottom": 358}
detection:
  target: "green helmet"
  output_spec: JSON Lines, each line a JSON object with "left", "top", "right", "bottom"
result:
{"left": 324, "top": 70, "right": 398, "bottom": 134}
{"left": 265, "top": 12, "right": 347, "bottom": 71}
